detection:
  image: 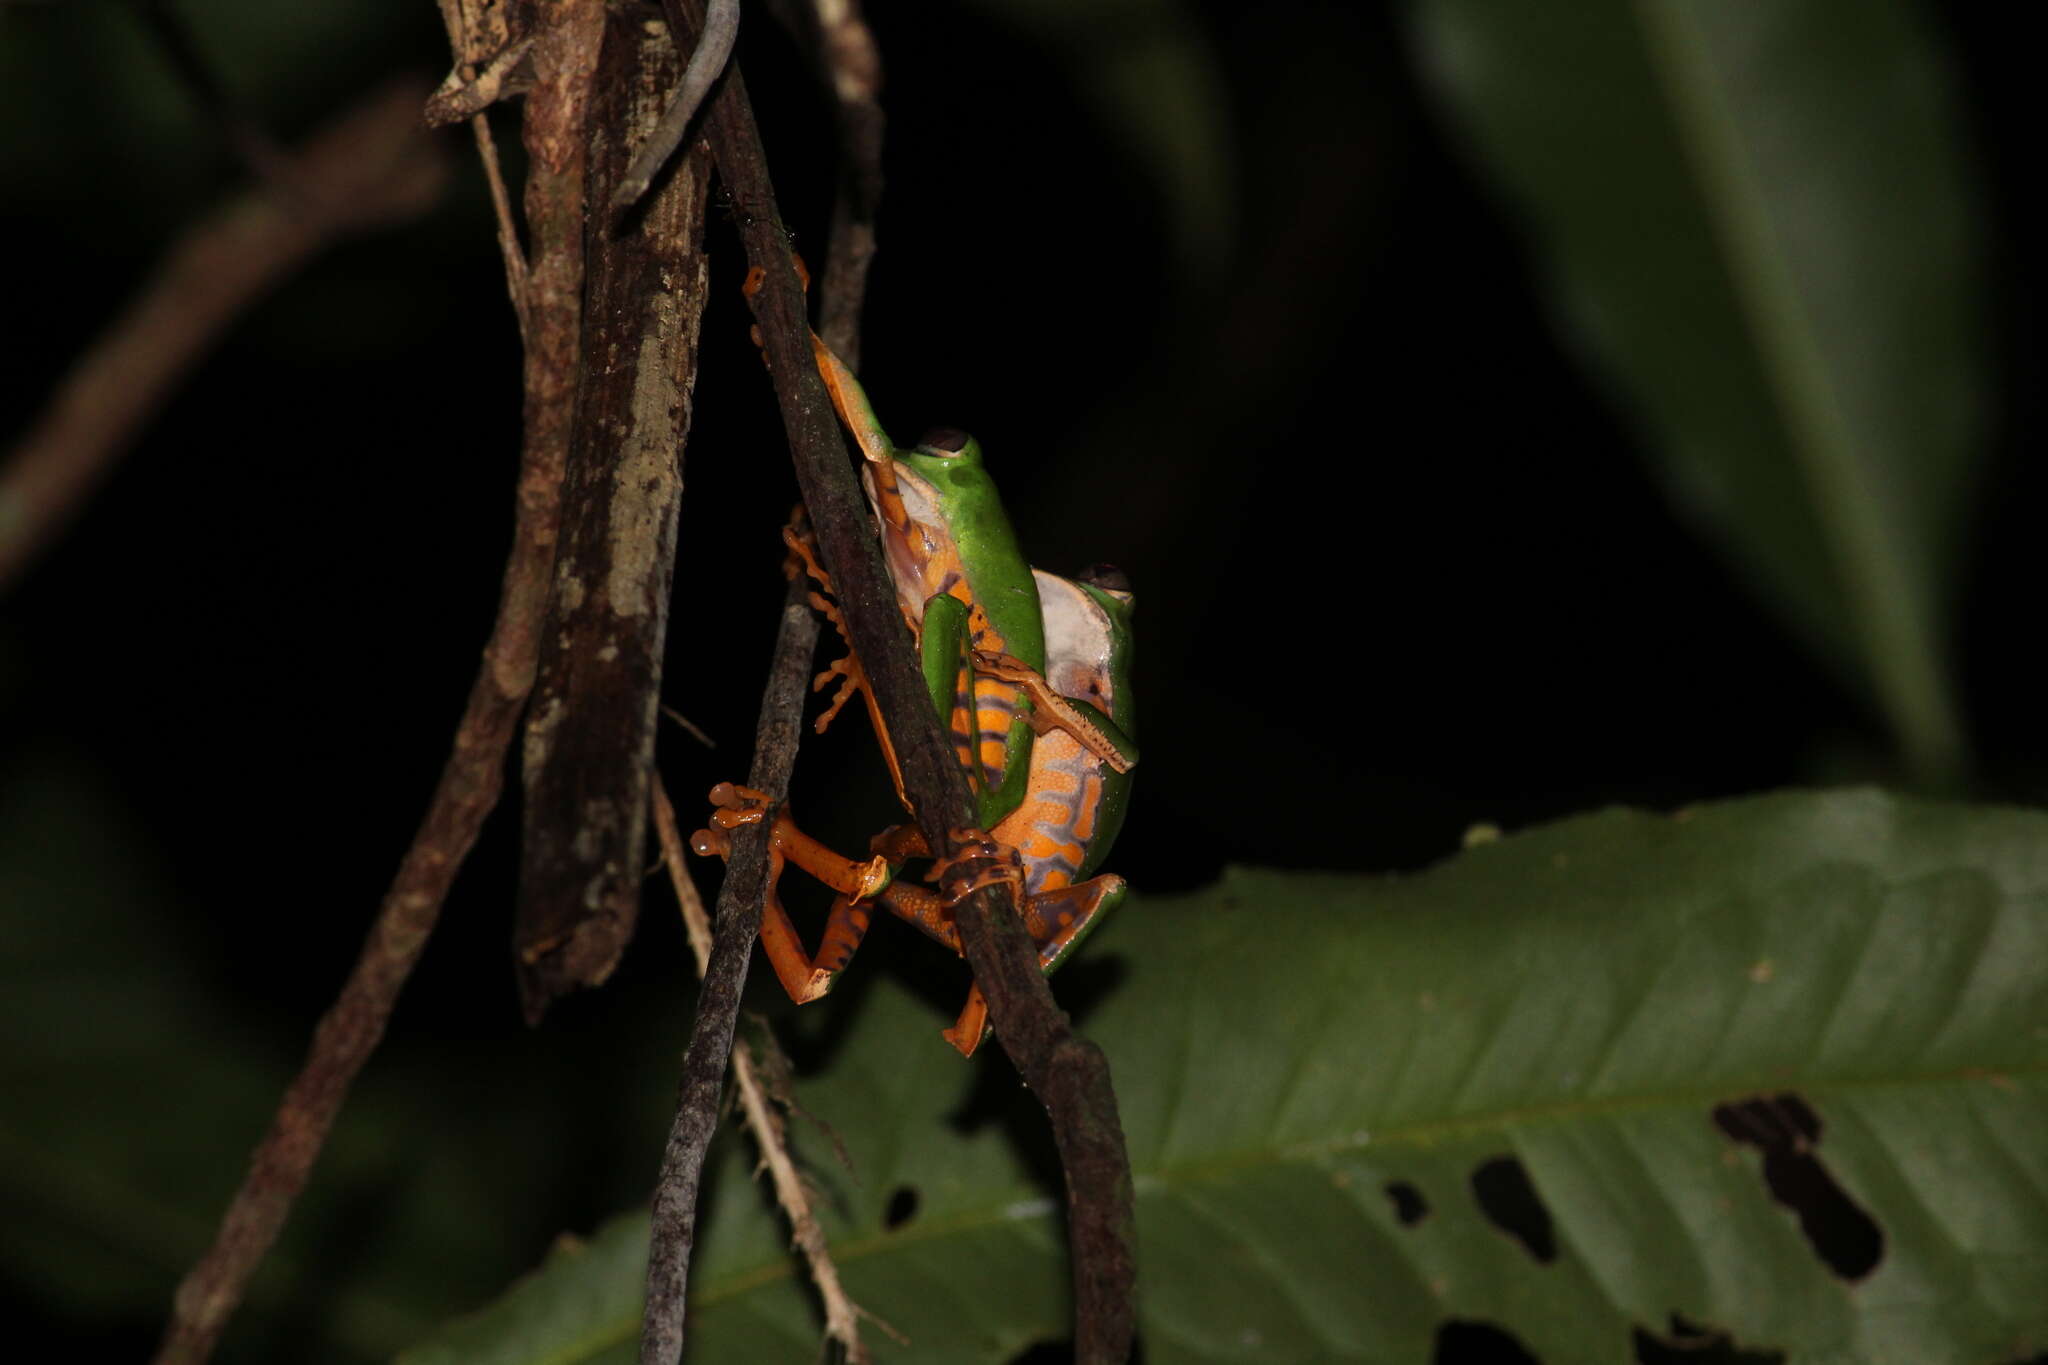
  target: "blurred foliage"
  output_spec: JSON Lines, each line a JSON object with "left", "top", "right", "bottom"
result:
{"left": 0, "top": 0, "right": 2035, "bottom": 1361}
{"left": 1411, "top": 0, "right": 1986, "bottom": 788}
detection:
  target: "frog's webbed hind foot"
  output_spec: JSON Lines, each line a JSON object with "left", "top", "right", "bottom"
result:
{"left": 691, "top": 784, "right": 893, "bottom": 901}
{"left": 939, "top": 875, "right": 1129, "bottom": 1057}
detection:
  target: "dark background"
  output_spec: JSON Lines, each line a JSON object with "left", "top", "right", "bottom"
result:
{"left": 1, "top": 1, "right": 2036, "bottom": 1359}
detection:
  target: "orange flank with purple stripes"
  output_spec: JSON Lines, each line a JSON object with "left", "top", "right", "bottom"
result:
{"left": 993, "top": 730, "right": 1100, "bottom": 894}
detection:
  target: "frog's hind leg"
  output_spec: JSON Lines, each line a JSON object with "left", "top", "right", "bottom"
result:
{"left": 811, "top": 894, "right": 878, "bottom": 984}
{"left": 692, "top": 824, "right": 834, "bottom": 1005}
{"left": 1019, "top": 874, "right": 1127, "bottom": 975}
{"left": 865, "top": 878, "right": 963, "bottom": 955}
{"left": 690, "top": 785, "right": 899, "bottom": 1004}
{"left": 942, "top": 989, "right": 994, "bottom": 1056}
{"left": 973, "top": 650, "right": 1137, "bottom": 774}
{"left": 754, "top": 850, "right": 837, "bottom": 1004}
{"left": 940, "top": 875, "right": 1128, "bottom": 1056}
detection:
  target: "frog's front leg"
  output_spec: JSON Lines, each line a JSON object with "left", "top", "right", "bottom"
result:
{"left": 972, "top": 650, "right": 1138, "bottom": 775}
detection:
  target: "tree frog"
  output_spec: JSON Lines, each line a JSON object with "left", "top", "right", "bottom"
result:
{"left": 693, "top": 301, "right": 1136, "bottom": 1048}
{"left": 695, "top": 561, "right": 1137, "bottom": 1054}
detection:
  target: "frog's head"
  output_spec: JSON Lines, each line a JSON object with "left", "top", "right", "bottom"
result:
{"left": 1076, "top": 563, "right": 1134, "bottom": 612}
{"left": 885, "top": 428, "right": 1006, "bottom": 581}
{"left": 896, "top": 428, "right": 988, "bottom": 488}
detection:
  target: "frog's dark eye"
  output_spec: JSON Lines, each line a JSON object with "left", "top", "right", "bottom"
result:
{"left": 1078, "top": 563, "right": 1131, "bottom": 594}
{"left": 918, "top": 428, "right": 971, "bottom": 456}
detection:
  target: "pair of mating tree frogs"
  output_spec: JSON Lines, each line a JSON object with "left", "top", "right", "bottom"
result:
{"left": 691, "top": 303, "right": 1138, "bottom": 1055}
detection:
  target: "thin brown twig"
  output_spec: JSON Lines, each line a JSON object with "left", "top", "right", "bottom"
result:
{"left": 429, "top": 0, "right": 527, "bottom": 330}
{"left": 807, "top": 0, "right": 884, "bottom": 367}
{"left": 659, "top": 702, "right": 717, "bottom": 749}
{"left": 651, "top": 1, "right": 1136, "bottom": 1358}
{"left": 758, "top": 0, "right": 883, "bottom": 363}
{"left": 651, "top": 780, "right": 885, "bottom": 1363}
{"left": 642, "top": 574, "right": 819, "bottom": 1365}
{"left": 0, "top": 80, "right": 443, "bottom": 595}
{"left": 470, "top": 111, "right": 531, "bottom": 337}
{"left": 150, "top": 3, "right": 605, "bottom": 1358}
{"left": 424, "top": 34, "right": 535, "bottom": 124}
{"left": 427, "top": 0, "right": 530, "bottom": 330}
{"left": 652, "top": 783, "right": 717, "bottom": 968}
{"left": 634, "top": 1, "right": 889, "bottom": 1352}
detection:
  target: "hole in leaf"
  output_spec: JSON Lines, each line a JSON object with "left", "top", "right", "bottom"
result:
{"left": 1470, "top": 1156, "right": 1556, "bottom": 1263}
{"left": 1435, "top": 1319, "right": 1542, "bottom": 1363}
{"left": 1386, "top": 1179, "right": 1430, "bottom": 1226}
{"left": 883, "top": 1184, "right": 919, "bottom": 1230}
{"left": 1632, "top": 1312, "right": 1785, "bottom": 1364}
{"left": 1711, "top": 1093, "right": 1883, "bottom": 1280}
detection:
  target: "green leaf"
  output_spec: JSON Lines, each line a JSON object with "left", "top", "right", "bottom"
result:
{"left": 402, "top": 790, "right": 2048, "bottom": 1363}
{"left": 1406, "top": 0, "right": 1987, "bottom": 785}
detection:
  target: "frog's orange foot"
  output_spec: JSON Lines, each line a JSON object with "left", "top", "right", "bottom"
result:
{"left": 691, "top": 781, "right": 769, "bottom": 856}
{"left": 809, "top": 653, "right": 864, "bottom": 734}
{"left": 942, "top": 984, "right": 993, "bottom": 1057}
{"left": 704, "top": 781, "right": 773, "bottom": 833}
{"left": 742, "top": 256, "right": 810, "bottom": 303}
{"left": 935, "top": 829, "right": 1025, "bottom": 905}
{"left": 778, "top": 507, "right": 814, "bottom": 584}
{"left": 743, "top": 260, "right": 814, "bottom": 357}
{"left": 781, "top": 521, "right": 836, "bottom": 594}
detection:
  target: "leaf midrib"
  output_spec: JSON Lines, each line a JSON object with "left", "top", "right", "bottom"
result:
{"left": 1628, "top": 0, "right": 1962, "bottom": 781}
{"left": 692, "top": 1053, "right": 2045, "bottom": 1309}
